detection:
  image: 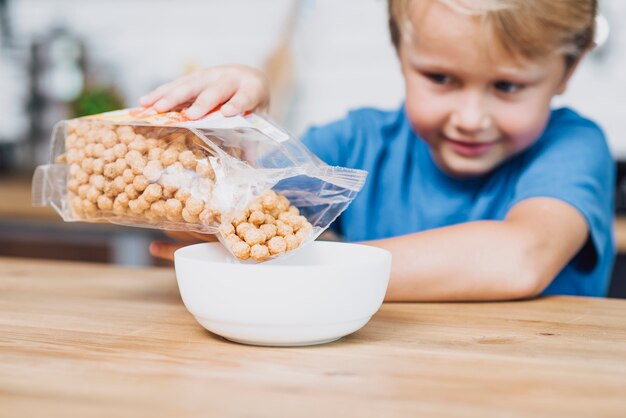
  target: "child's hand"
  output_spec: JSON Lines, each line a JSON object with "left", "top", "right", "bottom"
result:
{"left": 139, "top": 65, "right": 270, "bottom": 119}
{"left": 149, "top": 231, "right": 217, "bottom": 262}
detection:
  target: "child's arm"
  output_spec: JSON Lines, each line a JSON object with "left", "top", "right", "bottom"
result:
{"left": 369, "top": 197, "right": 589, "bottom": 302}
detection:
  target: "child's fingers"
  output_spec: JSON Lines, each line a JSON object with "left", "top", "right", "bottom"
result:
{"left": 151, "top": 81, "right": 205, "bottom": 113}
{"left": 184, "top": 78, "right": 237, "bottom": 119}
{"left": 162, "top": 230, "right": 203, "bottom": 244}
{"left": 149, "top": 241, "right": 185, "bottom": 261}
{"left": 221, "top": 91, "right": 253, "bottom": 117}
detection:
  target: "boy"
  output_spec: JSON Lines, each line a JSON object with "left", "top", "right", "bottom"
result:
{"left": 142, "top": 0, "right": 614, "bottom": 301}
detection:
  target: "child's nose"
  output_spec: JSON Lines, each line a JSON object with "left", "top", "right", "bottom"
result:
{"left": 450, "top": 99, "right": 492, "bottom": 134}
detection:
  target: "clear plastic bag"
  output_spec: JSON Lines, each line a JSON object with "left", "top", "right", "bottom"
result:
{"left": 33, "top": 108, "right": 367, "bottom": 262}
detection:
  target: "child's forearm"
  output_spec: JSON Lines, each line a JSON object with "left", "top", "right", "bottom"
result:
{"left": 366, "top": 214, "right": 583, "bottom": 302}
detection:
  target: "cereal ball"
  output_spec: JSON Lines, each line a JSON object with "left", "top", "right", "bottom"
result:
{"left": 81, "top": 199, "right": 97, "bottom": 215}
{"left": 200, "top": 208, "right": 220, "bottom": 226}
{"left": 174, "top": 189, "right": 191, "bottom": 204}
{"left": 73, "top": 137, "right": 86, "bottom": 149}
{"left": 267, "top": 236, "right": 287, "bottom": 255}
{"left": 67, "top": 179, "right": 80, "bottom": 193}
{"left": 69, "top": 163, "right": 81, "bottom": 177}
{"left": 250, "top": 244, "right": 270, "bottom": 261}
{"left": 66, "top": 148, "right": 83, "bottom": 164}
{"left": 285, "top": 234, "right": 299, "bottom": 251}
{"left": 242, "top": 227, "right": 266, "bottom": 246}
{"left": 129, "top": 196, "right": 150, "bottom": 214}
{"left": 165, "top": 198, "right": 183, "bottom": 221}
{"left": 142, "top": 183, "right": 162, "bottom": 203}
{"left": 248, "top": 210, "right": 266, "bottom": 226}
{"left": 264, "top": 214, "right": 276, "bottom": 225}
{"left": 101, "top": 129, "right": 118, "bottom": 148}
{"left": 143, "top": 208, "right": 159, "bottom": 221}
{"left": 162, "top": 186, "right": 177, "bottom": 199}
{"left": 93, "top": 143, "right": 106, "bottom": 158}
{"left": 219, "top": 223, "right": 235, "bottom": 236}
{"left": 161, "top": 147, "right": 179, "bottom": 166}
{"left": 78, "top": 184, "right": 90, "bottom": 199}
{"left": 295, "top": 228, "right": 311, "bottom": 243}
{"left": 96, "top": 195, "right": 113, "bottom": 211}
{"left": 278, "top": 211, "right": 296, "bottom": 225}
{"left": 86, "top": 186, "right": 100, "bottom": 203}
{"left": 275, "top": 220, "right": 293, "bottom": 237}
{"left": 81, "top": 157, "right": 95, "bottom": 174}
{"left": 150, "top": 200, "right": 166, "bottom": 218}
{"left": 178, "top": 150, "right": 196, "bottom": 169}
{"left": 126, "top": 150, "right": 145, "bottom": 174}
{"left": 231, "top": 241, "right": 251, "bottom": 260}
{"left": 288, "top": 206, "right": 300, "bottom": 215}
{"left": 113, "top": 193, "right": 130, "bottom": 215}
{"left": 181, "top": 208, "right": 199, "bottom": 223}
{"left": 260, "top": 190, "right": 278, "bottom": 210}
{"left": 148, "top": 147, "right": 163, "bottom": 161}
{"left": 75, "top": 123, "right": 89, "bottom": 136}
{"left": 89, "top": 174, "right": 106, "bottom": 191}
{"left": 195, "top": 159, "right": 215, "bottom": 179}
{"left": 170, "top": 140, "right": 187, "bottom": 152}
{"left": 83, "top": 143, "right": 95, "bottom": 157}
{"left": 129, "top": 135, "right": 148, "bottom": 154}
{"left": 75, "top": 169, "right": 89, "bottom": 185}
{"left": 235, "top": 222, "right": 254, "bottom": 236}
{"left": 224, "top": 234, "right": 241, "bottom": 247}
{"left": 103, "top": 163, "right": 119, "bottom": 179}
{"left": 92, "top": 158, "right": 105, "bottom": 175}
{"left": 101, "top": 149, "right": 115, "bottom": 164}
{"left": 115, "top": 158, "right": 128, "bottom": 173}
{"left": 107, "top": 176, "right": 126, "bottom": 196}
{"left": 247, "top": 201, "right": 263, "bottom": 213}
{"left": 122, "top": 168, "right": 135, "bottom": 184}
{"left": 66, "top": 133, "right": 79, "bottom": 148}
{"left": 124, "top": 184, "right": 139, "bottom": 200}
{"left": 259, "top": 223, "right": 277, "bottom": 241}
{"left": 113, "top": 143, "right": 128, "bottom": 159}
{"left": 133, "top": 175, "right": 149, "bottom": 192}
{"left": 231, "top": 212, "right": 248, "bottom": 227}
{"left": 146, "top": 137, "right": 159, "bottom": 149}
{"left": 185, "top": 197, "right": 204, "bottom": 216}
{"left": 116, "top": 126, "right": 135, "bottom": 143}
{"left": 277, "top": 195, "right": 290, "bottom": 212}
{"left": 143, "top": 160, "right": 163, "bottom": 182}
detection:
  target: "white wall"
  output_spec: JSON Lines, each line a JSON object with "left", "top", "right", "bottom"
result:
{"left": 4, "top": 0, "right": 626, "bottom": 157}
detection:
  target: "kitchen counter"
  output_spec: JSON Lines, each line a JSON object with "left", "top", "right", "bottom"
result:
{"left": 1, "top": 257, "right": 625, "bottom": 417}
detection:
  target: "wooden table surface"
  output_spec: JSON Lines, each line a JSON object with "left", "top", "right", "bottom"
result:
{"left": 1, "top": 257, "right": 625, "bottom": 418}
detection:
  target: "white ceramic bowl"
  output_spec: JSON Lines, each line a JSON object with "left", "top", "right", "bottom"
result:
{"left": 174, "top": 241, "right": 392, "bottom": 346}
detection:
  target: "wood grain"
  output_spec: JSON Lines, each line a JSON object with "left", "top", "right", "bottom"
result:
{"left": 0, "top": 257, "right": 625, "bottom": 417}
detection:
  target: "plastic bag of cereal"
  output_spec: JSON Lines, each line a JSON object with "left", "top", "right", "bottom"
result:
{"left": 32, "top": 107, "right": 367, "bottom": 262}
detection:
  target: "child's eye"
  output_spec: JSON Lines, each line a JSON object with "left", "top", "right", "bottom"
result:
{"left": 494, "top": 81, "right": 524, "bottom": 93}
{"left": 425, "top": 73, "right": 453, "bottom": 85}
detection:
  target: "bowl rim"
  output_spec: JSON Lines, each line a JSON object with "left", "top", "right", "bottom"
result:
{"left": 174, "top": 241, "right": 392, "bottom": 269}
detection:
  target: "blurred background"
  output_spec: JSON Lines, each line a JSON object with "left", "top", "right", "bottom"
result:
{"left": 0, "top": 0, "right": 625, "bottom": 295}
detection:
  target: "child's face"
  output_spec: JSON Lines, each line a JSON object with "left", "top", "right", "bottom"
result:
{"left": 399, "top": 0, "right": 573, "bottom": 177}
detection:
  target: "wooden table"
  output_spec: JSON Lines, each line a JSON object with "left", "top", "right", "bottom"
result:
{"left": 1, "top": 257, "right": 625, "bottom": 417}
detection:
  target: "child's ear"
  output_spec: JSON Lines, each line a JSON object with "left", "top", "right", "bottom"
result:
{"left": 556, "top": 53, "right": 587, "bottom": 95}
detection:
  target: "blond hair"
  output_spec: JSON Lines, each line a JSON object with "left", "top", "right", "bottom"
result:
{"left": 388, "top": 0, "right": 597, "bottom": 65}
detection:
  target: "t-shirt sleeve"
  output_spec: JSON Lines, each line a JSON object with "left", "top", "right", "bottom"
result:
{"left": 300, "top": 116, "right": 356, "bottom": 167}
{"left": 299, "top": 114, "right": 359, "bottom": 237}
{"left": 510, "top": 115, "right": 615, "bottom": 269}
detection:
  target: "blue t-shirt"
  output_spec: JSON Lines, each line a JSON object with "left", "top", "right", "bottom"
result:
{"left": 301, "top": 105, "right": 615, "bottom": 297}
